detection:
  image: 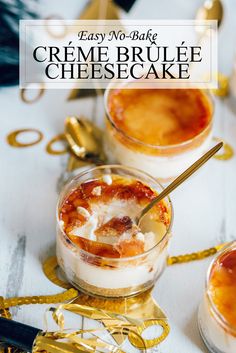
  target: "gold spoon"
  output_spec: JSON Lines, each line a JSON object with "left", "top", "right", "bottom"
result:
{"left": 196, "top": 0, "right": 224, "bottom": 28}
{"left": 136, "top": 142, "right": 223, "bottom": 226}
{"left": 64, "top": 116, "right": 106, "bottom": 163}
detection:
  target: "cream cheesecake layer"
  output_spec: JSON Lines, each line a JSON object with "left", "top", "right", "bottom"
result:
{"left": 105, "top": 131, "right": 212, "bottom": 180}
{"left": 199, "top": 295, "right": 236, "bottom": 353}
{"left": 57, "top": 232, "right": 168, "bottom": 289}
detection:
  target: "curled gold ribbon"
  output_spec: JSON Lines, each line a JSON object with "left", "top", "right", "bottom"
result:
{"left": 129, "top": 319, "right": 170, "bottom": 349}
{"left": 0, "top": 289, "right": 78, "bottom": 309}
{"left": 43, "top": 300, "right": 168, "bottom": 351}
{"left": 7, "top": 129, "right": 43, "bottom": 148}
{"left": 34, "top": 331, "right": 125, "bottom": 353}
{"left": 43, "top": 257, "right": 170, "bottom": 349}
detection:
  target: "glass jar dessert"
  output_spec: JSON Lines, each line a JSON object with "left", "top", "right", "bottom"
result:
{"left": 56, "top": 165, "right": 173, "bottom": 298}
{"left": 104, "top": 82, "right": 214, "bottom": 181}
{"left": 198, "top": 241, "right": 236, "bottom": 353}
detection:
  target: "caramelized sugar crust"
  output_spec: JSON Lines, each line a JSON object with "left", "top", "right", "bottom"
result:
{"left": 59, "top": 176, "right": 170, "bottom": 258}
{"left": 108, "top": 88, "right": 212, "bottom": 146}
{"left": 209, "top": 249, "right": 236, "bottom": 330}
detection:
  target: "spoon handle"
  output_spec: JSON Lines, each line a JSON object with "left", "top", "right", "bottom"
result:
{"left": 137, "top": 142, "right": 223, "bottom": 224}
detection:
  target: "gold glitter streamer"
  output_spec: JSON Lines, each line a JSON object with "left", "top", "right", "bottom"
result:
{"left": 213, "top": 137, "right": 234, "bottom": 161}
{"left": 167, "top": 243, "right": 228, "bottom": 265}
{"left": 211, "top": 73, "right": 229, "bottom": 97}
{"left": 7, "top": 129, "right": 43, "bottom": 148}
{"left": 0, "top": 289, "right": 78, "bottom": 309}
{"left": 0, "top": 297, "right": 12, "bottom": 319}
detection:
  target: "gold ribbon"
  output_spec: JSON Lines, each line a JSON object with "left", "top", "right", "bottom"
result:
{"left": 34, "top": 331, "right": 125, "bottom": 353}
{"left": 36, "top": 298, "right": 168, "bottom": 352}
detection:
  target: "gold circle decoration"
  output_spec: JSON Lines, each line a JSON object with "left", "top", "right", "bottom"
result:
{"left": 7, "top": 129, "right": 43, "bottom": 148}
{"left": 211, "top": 73, "right": 229, "bottom": 97}
{"left": 46, "top": 134, "right": 69, "bottom": 155}
{"left": 213, "top": 137, "right": 234, "bottom": 161}
{"left": 43, "top": 256, "right": 71, "bottom": 289}
{"left": 20, "top": 86, "right": 45, "bottom": 104}
{"left": 44, "top": 16, "right": 68, "bottom": 39}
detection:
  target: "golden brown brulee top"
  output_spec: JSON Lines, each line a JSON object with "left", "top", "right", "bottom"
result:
{"left": 108, "top": 88, "right": 212, "bottom": 146}
{"left": 59, "top": 175, "right": 170, "bottom": 258}
{"left": 209, "top": 249, "right": 236, "bottom": 330}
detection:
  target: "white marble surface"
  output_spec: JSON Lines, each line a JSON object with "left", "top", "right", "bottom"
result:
{"left": 0, "top": 1, "right": 236, "bottom": 352}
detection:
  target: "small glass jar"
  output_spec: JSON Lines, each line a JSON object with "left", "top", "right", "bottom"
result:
{"left": 104, "top": 83, "right": 214, "bottom": 182}
{"left": 56, "top": 165, "right": 173, "bottom": 298}
{"left": 198, "top": 242, "right": 236, "bottom": 353}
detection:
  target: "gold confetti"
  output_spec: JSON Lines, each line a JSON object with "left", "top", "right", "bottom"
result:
{"left": 7, "top": 129, "right": 43, "bottom": 148}
{"left": 46, "top": 134, "right": 69, "bottom": 155}
{"left": 213, "top": 137, "right": 234, "bottom": 161}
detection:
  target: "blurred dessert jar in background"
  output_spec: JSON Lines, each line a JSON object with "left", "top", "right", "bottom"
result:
{"left": 198, "top": 241, "right": 236, "bottom": 353}
{"left": 104, "top": 83, "right": 213, "bottom": 181}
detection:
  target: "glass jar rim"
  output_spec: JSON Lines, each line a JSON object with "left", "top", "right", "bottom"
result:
{"left": 104, "top": 81, "right": 214, "bottom": 151}
{"left": 56, "top": 164, "right": 173, "bottom": 262}
{"left": 205, "top": 241, "right": 236, "bottom": 334}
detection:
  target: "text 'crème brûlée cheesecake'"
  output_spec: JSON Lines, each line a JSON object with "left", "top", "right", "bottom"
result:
{"left": 56, "top": 166, "right": 172, "bottom": 298}
{"left": 105, "top": 87, "right": 213, "bottom": 180}
{"left": 198, "top": 242, "right": 236, "bottom": 353}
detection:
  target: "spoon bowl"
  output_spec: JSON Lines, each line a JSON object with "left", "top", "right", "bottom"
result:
{"left": 196, "top": 0, "right": 224, "bottom": 28}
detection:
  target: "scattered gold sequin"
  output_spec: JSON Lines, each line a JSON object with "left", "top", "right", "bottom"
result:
{"left": 34, "top": 329, "right": 125, "bottom": 353}
{"left": 7, "top": 129, "right": 43, "bottom": 148}
{"left": 211, "top": 73, "right": 229, "bottom": 97}
{"left": 46, "top": 134, "right": 68, "bottom": 155}
{"left": 20, "top": 86, "right": 44, "bottom": 103}
{"left": 213, "top": 137, "right": 234, "bottom": 160}
{"left": 44, "top": 16, "right": 68, "bottom": 39}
